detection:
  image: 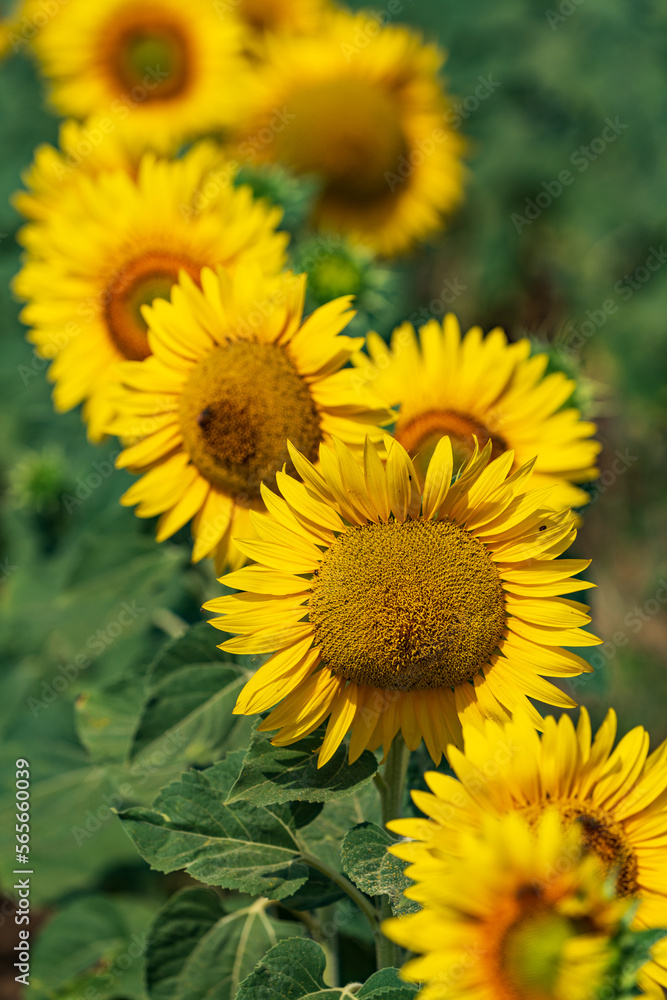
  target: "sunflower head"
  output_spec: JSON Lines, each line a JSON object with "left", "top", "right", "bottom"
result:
{"left": 390, "top": 707, "right": 667, "bottom": 998}
{"left": 384, "top": 809, "right": 634, "bottom": 1000}
{"left": 205, "top": 433, "right": 600, "bottom": 767}
{"left": 235, "top": 0, "right": 331, "bottom": 36}
{"left": 111, "top": 264, "right": 391, "bottom": 568}
{"left": 12, "top": 118, "right": 143, "bottom": 225}
{"left": 357, "top": 313, "right": 601, "bottom": 508}
{"left": 232, "top": 9, "right": 465, "bottom": 254}
{"left": 14, "top": 140, "right": 287, "bottom": 442}
{"left": 29, "top": 0, "right": 249, "bottom": 150}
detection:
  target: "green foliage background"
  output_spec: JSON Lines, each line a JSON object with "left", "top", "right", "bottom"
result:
{"left": 0, "top": 0, "right": 666, "bottom": 997}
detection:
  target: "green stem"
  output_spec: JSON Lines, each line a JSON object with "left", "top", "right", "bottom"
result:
{"left": 299, "top": 854, "right": 379, "bottom": 937}
{"left": 375, "top": 734, "right": 411, "bottom": 970}
{"left": 380, "top": 733, "right": 410, "bottom": 827}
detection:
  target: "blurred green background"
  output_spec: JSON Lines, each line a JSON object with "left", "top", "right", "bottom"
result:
{"left": 0, "top": 0, "right": 666, "bottom": 996}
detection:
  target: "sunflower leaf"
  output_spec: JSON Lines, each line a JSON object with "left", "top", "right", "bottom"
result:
{"left": 28, "top": 894, "right": 157, "bottom": 1000}
{"left": 129, "top": 622, "right": 252, "bottom": 767}
{"left": 144, "top": 887, "right": 304, "bottom": 1000}
{"left": 235, "top": 937, "right": 417, "bottom": 999}
{"left": 340, "top": 823, "right": 418, "bottom": 917}
{"left": 117, "top": 764, "right": 310, "bottom": 900}
{"left": 225, "top": 725, "right": 378, "bottom": 806}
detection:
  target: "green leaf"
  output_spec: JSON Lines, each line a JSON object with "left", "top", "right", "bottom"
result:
{"left": 145, "top": 887, "right": 304, "bottom": 1000}
{"left": 341, "top": 824, "right": 418, "bottom": 916}
{"left": 357, "top": 968, "right": 418, "bottom": 998}
{"left": 234, "top": 938, "right": 331, "bottom": 999}
{"left": 118, "top": 764, "right": 310, "bottom": 900}
{"left": 226, "top": 726, "right": 378, "bottom": 807}
{"left": 130, "top": 623, "right": 251, "bottom": 767}
{"left": 28, "top": 894, "right": 157, "bottom": 1000}
{"left": 236, "top": 938, "right": 417, "bottom": 999}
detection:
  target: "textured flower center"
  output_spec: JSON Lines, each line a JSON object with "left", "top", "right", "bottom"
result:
{"left": 108, "top": 16, "right": 190, "bottom": 100}
{"left": 565, "top": 805, "right": 639, "bottom": 897}
{"left": 523, "top": 803, "right": 639, "bottom": 898}
{"left": 395, "top": 409, "right": 508, "bottom": 476}
{"left": 179, "top": 341, "right": 322, "bottom": 503}
{"left": 105, "top": 252, "right": 201, "bottom": 361}
{"left": 309, "top": 518, "right": 506, "bottom": 690}
{"left": 275, "top": 78, "right": 408, "bottom": 201}
{"left": 499, "top": 906, "right": 578, "bottom": 1000}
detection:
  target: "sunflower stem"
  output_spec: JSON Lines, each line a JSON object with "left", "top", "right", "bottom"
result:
{"left": 380, "top": 733, "right": 410, "bottom": 827}
{"left": 374, "top": 734, "right": 411, "bottom": 970}
{"left": 299, "top": 854, "right": 379, "bottom": 936}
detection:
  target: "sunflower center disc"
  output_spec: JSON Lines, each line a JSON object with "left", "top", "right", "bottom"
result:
{"left": 310, "top": 518, "right": 506, "bottom": 690}
{"left": 395, "top": 409, "right": 508, "bottom": 476}
{"left": 179, "top": 341, "right": 322, "bottom": 503}
{"left": 105, "top": 252, "right": 200, "bottom": 361}
{"left": 563, "top": 804, "right": 639, "bottom": 897}
{"left": 111, "top": 19, "right": 190, "bottom": 100}
{"left": 500, "top": 907, "right": 576, "bottom": 1000}
{"left": 276, "top": 78, "right": 409, "bottom": 201}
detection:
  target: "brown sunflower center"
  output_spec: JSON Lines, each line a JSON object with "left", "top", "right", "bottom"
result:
{"left": 108, "top": 15, "right": 190, "bottom": 100}
{"left": 395, "top": 409, "right": 508, "bottom": 477}
{"left": 275, "top": 78, "right": 409, "bottom": 201}
{"left": 523, "top": 803, "right": 640, "bottom": 898}
{"left": 105, "top": 252, "right": 201, "bottom": 361}
{"left": 309, "top": 517, "right": 506, "bottom": 691}
{"left": 178, "top": 341, "right": 322, "bottom": 504}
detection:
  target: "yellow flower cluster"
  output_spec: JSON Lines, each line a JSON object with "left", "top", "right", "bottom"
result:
{"left": 9, "top": 1, "right": 664, "bottom": 998}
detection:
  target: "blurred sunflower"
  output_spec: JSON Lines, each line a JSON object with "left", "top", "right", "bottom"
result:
{"left": 13, "top": 118, "right": 141, "bottom": 224}
{"left": 235, "top": 0, "right": 330, "bottom": 35}
{"left": 28, "top": 0, "right": 248, "bottom": 151}
{"left": 384, "top": 810, "right": 631, "bottom": 1000}
{"left": 14, "top": 142, "right": 286, "bottom": 441}
{"left": 390, "top": 708, "right": 667, "bottom": 998}
{"left": 232, "top": 9, "right": 464, "bottom": 255}
{"left": 359, "top": 315, "right": 601, "bottom": 509}
{"left": 206, "top": 435, "right": 600, "bottom": 766}
{"left": 111, "top": 266, "right": 390, "bottom": 568}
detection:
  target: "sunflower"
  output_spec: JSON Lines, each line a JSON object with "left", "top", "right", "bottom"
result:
{"left": 384, "top": 809, "right": 632, "bottom": 1000}
{"left": 14, "top": 141, "right": 287, "bottom": 442}
{"left": 389, "top": 708, "right": 667, "bottom": 998}
{"left": 110, "top": 266, "right": 390, "bottom": 569}
{"left": 234, "top": 0, "right": 330, "bottom": 36}
{"left": 13, "top": 118, "right": 142, "bottom": 224}
{"left": 206, "top": 434, "right": 600, "bottom": 767}
{"left": 358, "top": 314, "right": 600, "bottom": 509}
{"left": 231, "top": 9, "right": 464, "bottom": 255}
{"left": 28, "top": 0, "right": 248, "bottom": 152}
